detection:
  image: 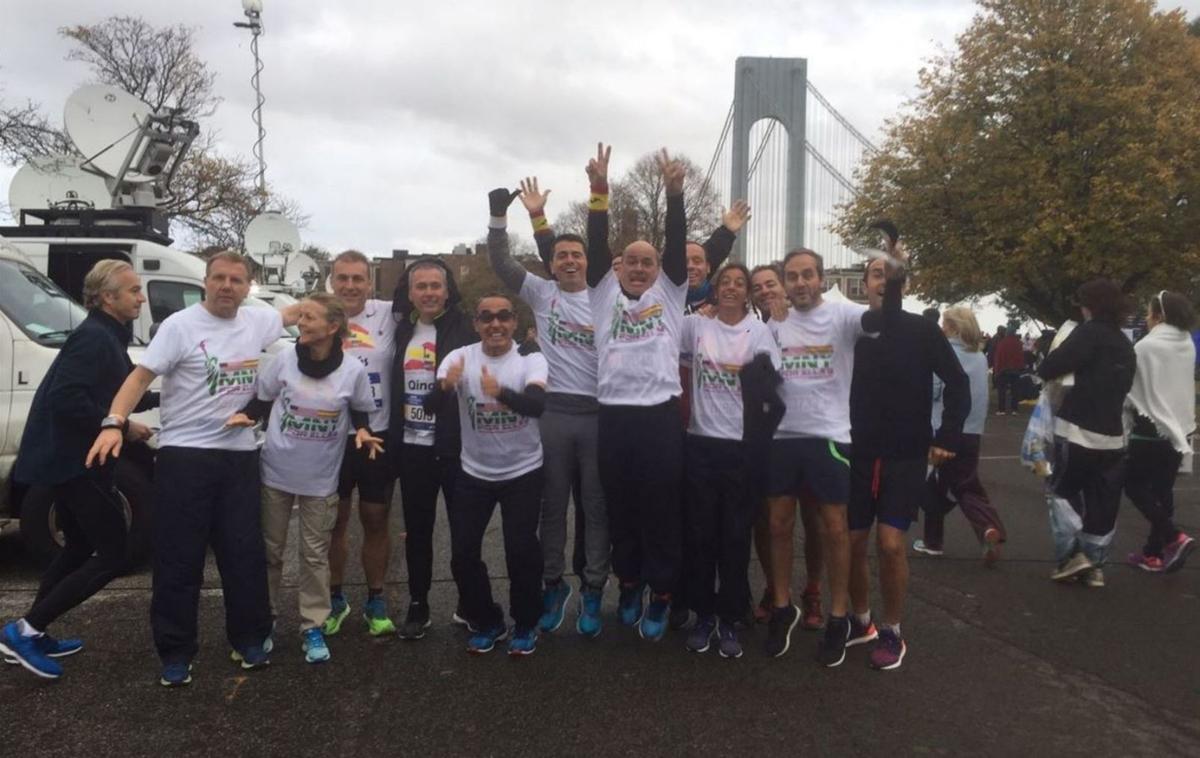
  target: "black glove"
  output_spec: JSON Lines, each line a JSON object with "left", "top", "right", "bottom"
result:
{"left": 489, "top": 188, "right": 521, "bottom": 217}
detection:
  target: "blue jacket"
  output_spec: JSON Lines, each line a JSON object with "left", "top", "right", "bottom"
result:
{"left": 14, "top": 309, "right": 157, "bottom": 486}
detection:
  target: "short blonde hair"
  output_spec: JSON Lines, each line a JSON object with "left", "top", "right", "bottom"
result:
{"left": 304, "top": 292, "right": 350, "bottom": 341}
{"left": 941, "top": 305, "right": 983, "bottom": 352}
{"left": 82, "top": 260, "right": 135, "bottom": 309}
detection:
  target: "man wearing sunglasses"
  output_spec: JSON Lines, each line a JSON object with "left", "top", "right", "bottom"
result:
{"left": 430, "top": 295, "right": 549, "bottom": 655}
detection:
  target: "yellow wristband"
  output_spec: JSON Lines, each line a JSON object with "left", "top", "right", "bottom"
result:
{"left": 588, "top": 193, "right": 609, "bottom": 212}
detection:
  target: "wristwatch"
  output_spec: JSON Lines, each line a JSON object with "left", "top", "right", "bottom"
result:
{"left": 100, "top": 415, "right": 126, "bottom": 431}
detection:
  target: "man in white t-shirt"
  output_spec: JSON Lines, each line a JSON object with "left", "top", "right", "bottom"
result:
{"left": 87, "top": 251, "right": 299, "bottom": 687}
{"left": 432, "top": 295, "right": 549, "bottom": 656}
{"left": 325, "top": 250, "right": 400, "bottom": 637}
{"left": 764, "top": 248, "right": 869, "bottom": 665}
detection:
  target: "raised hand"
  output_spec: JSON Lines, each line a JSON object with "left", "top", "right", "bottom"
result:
{"left": 768, "top": 297, "right": 789, "bottom": 322}
{"left": 696, "top": 303, "right": 717, "bottom": 319}
{"left": 488, "top": 187, "right": 521, "bottom": 218}
{"left": 519, "top": 177, "right": 551, "bottom": 215}
{"left": 480, "top": 365, "right": 501, "bottom": 399}
{"left": 355, "top": 427, "right": 386, "bottom": 461}
{"left": 441, "top": 356, "right": 465, "bottom": 391}
{"left": 656, "top": 148, "right": 686, "bottom": 196}
{"left": 224, "top": 412, "right": 256, "bottom": 429}
{"left": 85, "top": 428, "right": 123, "bottom": 468}
{"left": 722, "top": 200, "right": 752, "bottom": 234}
{"left": 586, "top": 142, "right": 611, "bottom": 187}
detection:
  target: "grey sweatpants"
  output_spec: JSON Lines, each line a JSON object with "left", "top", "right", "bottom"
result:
{"left": 539, "top": 400, "right": 610, "bottom": 588}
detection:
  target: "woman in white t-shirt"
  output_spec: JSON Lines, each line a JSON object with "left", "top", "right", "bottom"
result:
{"left": 227, "top": 294, "right": 381, "bottom": 664}
{"left": 679, "top": 264, "right": 782, "bottom": 659}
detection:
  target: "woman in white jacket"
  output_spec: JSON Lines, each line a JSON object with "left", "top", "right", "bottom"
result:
{"left": 1125, "top": 291, "right": 1196, "bottom": 573}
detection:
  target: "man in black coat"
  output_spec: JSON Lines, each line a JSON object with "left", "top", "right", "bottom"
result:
{"left": 1, "top": 260, "right": 156, "bottom": 679}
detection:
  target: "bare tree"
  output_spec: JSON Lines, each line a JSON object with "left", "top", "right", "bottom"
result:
{"left": 0, "top": 77, "right": 72, "bottom": 164}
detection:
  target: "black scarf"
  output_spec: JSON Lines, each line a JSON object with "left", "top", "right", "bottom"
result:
{"left": 296, "top": 340, "right": 344, "bottom": 378}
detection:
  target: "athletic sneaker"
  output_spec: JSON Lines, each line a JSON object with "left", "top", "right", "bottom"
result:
{"left": 1127, "top": 552, "right": 1165, "bottom": 572}
{"left": 686, "top": 615, "right": 717, "bottom": 653}
{"left": 1085, "top": 568, "right": 1105, "bottom": 588}
{"left": 869, "top": 627, "right": 906, "bottom": 670}
{"left": 913, "top": 539, "right": 944, "bottom": 557}
{"left": 0, "top": 622, "right": 62, "bottom": 679}
{"left": 398, "top": 602, "right": 432, "bottom": 640}
{"left": 617, "top": 583, "right": 645, "bottom": 627}
{"left": 538, "top": 582, "right": 573, "bottom": 633}
{"left": 817, "top": 615, "right": 851, "bottom": 667}
{"left": 466, "top": 625, "right": 509, "bottom": 654}
{"left": 231, "top": 643, "right": 271, "bottom": 670}
{"left": 764, "top": 604, "right": 800, "bottom": 658}
{"left": 638, "top": 594, "right": 670, "bottom": 642}
{"left": 753, "top": 589, "right": 773, "bottom": 624}
{"left": 323, "top": 594, "right": 350, "bottom": 636}
{"left": 363, "top": 596, "right": 397, "bottom": 636}
{"left": 577, "top": 586, "right": 603, "bottom": 638}
{"left": 508, "top": 626, "right": 538, "bottom": 656}
{"left": 716, "top": 621, "right": 743, "bottom": 659}
{"left": 159, "top": 662, "right": 193, "bottom": 687}
{"left": 982, "top": 528, "right": 1002, "bottom": 566}
{"left": 1051, "top": 552, "right": 1093, "bottom": 582}
{"left": 452, "top": 605, "right": 480, "bottom": 634}
{"left": 847, "top": 615, "right": 878, "bottom": 647}
{"left": 668, "top": 602, "right": 691, "bottom": 631}
{"left": 3, "top": 633, "right": 83, "bottom": 664}
{"left": 1163, "top": 532, "right": 1196, "bottom": 574}
{"left": 302, "top": 628, "right": 331, "bottom": 664}
{"left": 800, "top": 591, "right": 824, "bottom": 631}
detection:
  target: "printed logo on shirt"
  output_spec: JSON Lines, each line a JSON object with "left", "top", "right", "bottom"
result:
{"left": 344, "top": 322, "right": 377, "bottom": 352}
{"left": 198, "top": 340, "right": 259, "bottom": 396}
{"left": 466, "top": 394, "right": 528, "bottom": 434}
{"left": 780, "top": 344, "right": 834, "bottom": 379}
{"left": 695, "top": 352, "right": 742, "bottom": 394}
{"left": 610, "top": 301, "right": 665, "bottom": 342}
{"left": 403, "top": 341, "right": 437, "bottom": 432}
{"left": 278, "top": 395, "right": 342, "bottom": 440}
{"left": 546, "top": 306, "right": 595, "bottom": 350}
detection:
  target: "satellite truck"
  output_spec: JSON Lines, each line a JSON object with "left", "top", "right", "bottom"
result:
{"left": 0, "top": 84, "right": 298, "bottom": 563}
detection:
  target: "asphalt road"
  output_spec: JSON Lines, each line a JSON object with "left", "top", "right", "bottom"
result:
{"left": 1, "top": 412, "right": 1197, "bottom": 757}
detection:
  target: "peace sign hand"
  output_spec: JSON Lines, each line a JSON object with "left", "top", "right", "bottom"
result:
{"left": 586, "top": 142, "right": 612, "bottom": 187}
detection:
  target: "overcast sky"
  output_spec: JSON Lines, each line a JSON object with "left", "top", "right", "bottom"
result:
{"left": 3, "top": 0, "right": 1199, "bottom": 258}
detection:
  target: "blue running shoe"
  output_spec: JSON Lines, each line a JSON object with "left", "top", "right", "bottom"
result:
{"left": 717, "top": 620, "right": 743, "bottom": 659}
{"left": 686, "top": 615, "right": 717, "bottom": 653}
{"left": 507, "top": 626, "right": 539, "bottom": 656}
{"left": 302, "top": 628, "right": 331, "bottom": 664}
{"left": 4, "top": 633, "right": 83, "bottom": 664}
{"left": 159, "top": 662, "right": 193, "bottom": 687}
{"left": 538, "top": 582, "right": 573, "bottom": 633}
{"left": 576, "top": 586, "right": 603, "bottom": 638}
{"left": 467, "top": 625, "right": 509, "bottom": 654}
{"left": 363, "top": 596, "right": 397, "bottom": 636}
{"left": 617, "top": 583, "right": 645, "bottom": 627}
{"left": 638, "top": 594, "right": 670, "bottom": 642}
{"left": 230, "top": 643, "right": 271, "bottom": 670}
{"left": 0, "top": 622, "right": 62, "bottom": 679}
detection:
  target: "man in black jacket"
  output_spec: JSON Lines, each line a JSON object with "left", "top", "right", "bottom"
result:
{"left": 390, "top": 258, "right": 480, "bottom": 639}
{"left": 1, "top": 260, "right": 156, "bottom": 679}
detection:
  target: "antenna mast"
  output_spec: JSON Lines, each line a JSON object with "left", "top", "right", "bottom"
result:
{"left": 234, "top": 0, "right": 268, "bottom": 198}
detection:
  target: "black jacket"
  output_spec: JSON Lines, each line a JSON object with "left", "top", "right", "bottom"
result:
{"left": 1037, "top": 320, "right": 1135, "bottom": 439}
{"left": 14, "top": 309, "right": 157, "bottom": 486}
{"left": 740, "top": 353, "right": 786, "bottom": 501}
{"left": 850, "top": 273, "right": 970, "bottom": 459}
{"left": 390, "top": 259, "right": 479, "bottom": 459}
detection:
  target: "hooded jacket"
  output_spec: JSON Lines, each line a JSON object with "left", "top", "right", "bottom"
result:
{"left": 389, "top": 258, "right": 479, "bottom": 459}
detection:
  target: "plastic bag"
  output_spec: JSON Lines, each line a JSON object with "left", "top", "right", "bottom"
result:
{"left": 1021, "top": 390, "right": 1055, "bottom": 477}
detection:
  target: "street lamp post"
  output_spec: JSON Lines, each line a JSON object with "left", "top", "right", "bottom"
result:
{"left": 234, "top": 0, "right": 268, "bottom": 198}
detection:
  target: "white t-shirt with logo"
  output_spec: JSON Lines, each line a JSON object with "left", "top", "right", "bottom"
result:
{"left": 681, "top": 313, "right": 781, "bottom": 441}
{"left": 771, "top": 299, "right": 868, "bottom": 444}
{"left": 437, "top": 343, "right": 548, "bottom": 481}
{"left": 520, "top": 276, "right": 597, "bottom": 398}
{"left": 343, "top": 299, "right": 396, "bottom": 433}
{"left": 589, "top": 269, "right": 688, "bottom": 406}
{"left": 257, "top": 348, "right": 376, "bottom": 497}
{"left": 401, "top": 320, "right": 437, "bottom": 445}
{"left": 140, "top": 303, "right": 282, "bottom": 450}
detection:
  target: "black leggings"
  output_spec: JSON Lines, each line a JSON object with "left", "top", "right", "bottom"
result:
{"left": 26, "top": 475, "right": 128, "bottom": 631}
{"left": 398, "top": 444, "right": 460, "bottom": 604}
{"left": 1124, "top": 438, "right": 1183, "bottom": 557}
{"left": 684, "top": 435, "right": 754, "bottom": 623}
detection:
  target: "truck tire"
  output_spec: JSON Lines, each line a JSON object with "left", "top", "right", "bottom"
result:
{"left": 18, "top": 458, "right": 155, "bottom": 571}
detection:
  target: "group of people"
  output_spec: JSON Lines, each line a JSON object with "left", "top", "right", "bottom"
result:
{"left": 0, "top": 143, "right": 1193, "bottom": 687}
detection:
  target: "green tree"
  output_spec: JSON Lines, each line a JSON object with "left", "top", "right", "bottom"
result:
{"left": 837, "top": 0, "right": 1200, "bottom": 323}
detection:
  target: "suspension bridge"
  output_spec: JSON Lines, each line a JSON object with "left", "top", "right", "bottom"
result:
{"left": 702, "top": 57, "right": 877, "bottom": 269}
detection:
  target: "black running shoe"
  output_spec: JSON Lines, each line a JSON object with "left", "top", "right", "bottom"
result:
{"left": 764, "top": 604, "right": 800, "bottom": 658}
{"left": 817, "top": 615, "right": 850, "bottom": 667}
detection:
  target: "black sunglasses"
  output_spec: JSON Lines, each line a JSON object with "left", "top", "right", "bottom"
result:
{"left": 475, "top": 309, "right": 515, "bottom": 324}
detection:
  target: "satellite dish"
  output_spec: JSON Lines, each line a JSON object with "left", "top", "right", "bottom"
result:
{"left": 8, "top": 154, "right": 113, "bottom": 217}
{"left": 244, "top": 212, "right": 302, "bottom": 257}
{"left": 64, "top": 84, "right": 155, "bottom": 182}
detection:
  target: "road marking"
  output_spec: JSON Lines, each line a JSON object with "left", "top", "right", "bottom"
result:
{"left": 226, "top": 675, "right": 248, "bottom": 703}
